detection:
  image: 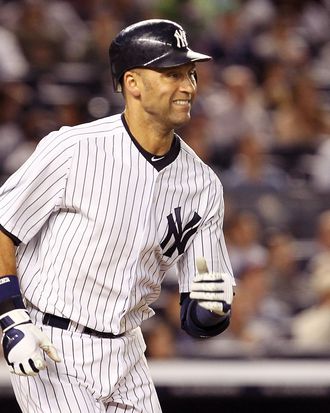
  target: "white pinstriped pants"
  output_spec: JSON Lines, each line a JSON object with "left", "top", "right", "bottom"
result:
{"left": 10, "top": 307, "right": 162, "bottom": 413}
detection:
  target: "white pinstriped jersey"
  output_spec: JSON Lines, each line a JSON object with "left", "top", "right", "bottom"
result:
{"left": 0, "top": 113, "right": 234, "bottom": 334}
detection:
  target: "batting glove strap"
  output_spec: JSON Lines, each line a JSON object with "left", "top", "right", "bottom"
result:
{"left": 0, "top": 308, "right": 31, "bottom": 332}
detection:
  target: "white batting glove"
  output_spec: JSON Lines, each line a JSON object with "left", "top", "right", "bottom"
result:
{"left": 1, "top": 309, "right": 61, "bottom": 376}
{"left": 190, "top": 257, "right": 234, "bottom": 316}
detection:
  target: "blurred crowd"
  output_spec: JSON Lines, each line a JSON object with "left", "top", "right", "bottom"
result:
{"left": 0, "top": 0, "right": 330, "bottom": 360}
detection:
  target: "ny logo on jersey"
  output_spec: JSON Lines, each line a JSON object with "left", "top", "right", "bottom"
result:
{"left": 174, "top": 29, "right": 188, "bottom": 48}
{"left": 160, "top": 207, "right": 201, "bottom": 257}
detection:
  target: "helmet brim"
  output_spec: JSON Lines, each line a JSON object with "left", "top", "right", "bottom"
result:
{"left": 144, "top": 48, "right": 212, "bottom": 68}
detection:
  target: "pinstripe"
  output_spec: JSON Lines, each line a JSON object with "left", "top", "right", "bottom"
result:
{"left": 17, "top": 235, "right": 39, "bottom": 283}
{"left": 43, "top": 356, "right": 62, "bottom": 412}
{"left": 88, "top": 139, "right": 117, "bottom": 325}
{"left": 0, "top": 144, "right": 74, "bottom": 218}
{"left": 80, "top": 330, "right": 89, "bottom": 391}
{"left": 0, "top": 117, "right": 125, "bottom": 216}
{"left": 123, "top": 341, "right": 141, "bottom": 408}
{"left": 57, "top": 329, "right": 83, "bottom": 412}
{"left": 155, "top": 160, "right": 178, "bottom": 240}
{"left": 130, "top": 342, "right": 151, "bottom": 413}
{"left": 90, "top": 337, "right": 97, "bottom": 397}
{"left": 77, "top": 383, "right": 96, "bottom": 413}
{"left": 13, "top": 353, "right": 61, "bottom": 413}
{"left": 96, "top": 134, "right": 126, "bottom": 329}
{"left": 110, "top": 143, "right": 150, "bottom": 325}
{"left": 66, "top": 364, "right": 93, "bottom": 411}
{"left": 35, "top": 366, "right": 52, "bottom": 412}
{"left": 97, "top": 338, "right": 115, "bottom": 403}
{"left": 120, "top": 338, "right": 133, "bottom": 403}
{"left": 130, "top": 365, "right": 147, "bottom": 413}
{"left": 30, "top": 377, "right": 43, "bottom": 412}
{"left": 69, "top": 139, "right": 103, "bottom": 324}
{"left": 49, "top": 212, "right": 74, "bottom": 309}
{"left": 42, "top": 211, "right": 76, "bottom": 310}
{"left": 19, "top": 188, "right": 66, "bottom": 242}
{"left": 97, "top": 333, "right": 105, "bottom": 398}
{"left": 76, "top": 336, "right": 93, "bottom": 408}
{"left": 122, "top": 159, "right": 158, "bottom": 331}
{"left": 60, "top": 333, "right": 95, "bottom": 412}
{"left": 53, "top": 363, "right": 75, "bottom": 413}
{"left": 81, "top": 138, "right": 108, "bottom": 326}
{"left": 56, "top": 139, "right": 92, "bottom": 316}
{"left": 13, "top": 176, "right": 64, "bottom": 232}
{"left": 107, "top": 136, "right": 135, "bottom": 326}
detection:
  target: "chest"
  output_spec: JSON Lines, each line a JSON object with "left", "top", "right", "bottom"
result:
{"left": 63, "top": 142, "right": 210, "bottom": 260}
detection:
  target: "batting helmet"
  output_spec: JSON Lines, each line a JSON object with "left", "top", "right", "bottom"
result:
{"left": 109, "top": 19, "right": 211, "bottom": 92}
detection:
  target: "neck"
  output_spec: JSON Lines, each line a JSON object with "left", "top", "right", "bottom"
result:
{"left": 123, "top": 108, "right": 174, "bottom": 156}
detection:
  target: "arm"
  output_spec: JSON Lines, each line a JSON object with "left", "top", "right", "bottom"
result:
{"left": 180, "top": 257, "right": 234, "bottom": 338}
{"left": 0, "top": 229, "right": 17, "bottom": 275}
{"left": 0, "top": 230, "right": 60, "bottom": 376}
{"left": 176, "top": 172, "right": 235, "bottom": 338}
{"left": 0, "top": 132, "right": 74, "bottom": 375}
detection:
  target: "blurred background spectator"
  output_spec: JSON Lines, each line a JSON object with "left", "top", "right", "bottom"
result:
{"left": 0, "top": 0, "right": 330, "bottom": 362}
{"left": 291, "top": 252, "right": 330, "bottom": 351}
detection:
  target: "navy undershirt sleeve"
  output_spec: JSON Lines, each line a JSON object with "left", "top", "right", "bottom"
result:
{"left": 180, "top": 293, "right": 230, "bottom": 338}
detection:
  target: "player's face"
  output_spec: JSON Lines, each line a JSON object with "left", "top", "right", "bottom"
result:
{"left": 136, "top": 63, "right": 197, "bottom": 129}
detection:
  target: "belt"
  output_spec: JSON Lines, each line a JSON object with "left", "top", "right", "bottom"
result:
{"left": 42, "top": 313, "right": 124, "bottom": 339}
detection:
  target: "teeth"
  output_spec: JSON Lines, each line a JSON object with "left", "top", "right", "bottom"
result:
{"left": 174, "top": 100, "right": 189, "bottom": 105}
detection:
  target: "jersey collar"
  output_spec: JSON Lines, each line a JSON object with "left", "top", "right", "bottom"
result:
{"left": 121, "top": 113, "right": 181, "bottom": 171}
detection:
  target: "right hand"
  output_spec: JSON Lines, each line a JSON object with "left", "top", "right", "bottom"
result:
{"left": 1, "top": 309, "right": 61, "bottom": 376}
{"left": 190, "top": 257, "right": 234, "bottom": 316}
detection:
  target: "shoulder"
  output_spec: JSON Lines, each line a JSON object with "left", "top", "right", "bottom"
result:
{"left": 35, "top": 114, "right": 124, "bottom": 156}
{"left": 179, "top": 137, "right": 222, "bottom": 187}
{"left": 61, "top": 113, "right": 123, "bottom": 136}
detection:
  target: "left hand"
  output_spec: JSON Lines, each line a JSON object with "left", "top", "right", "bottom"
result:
{"left": 190, "top": 257, "right": 234, "bottom": 316}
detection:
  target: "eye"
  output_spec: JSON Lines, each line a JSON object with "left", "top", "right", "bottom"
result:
{"left": 189, "top": 69, "right": 197, "bottom": 83}
{"left": 167, "top": 71, "right": 180, "bottom": 79}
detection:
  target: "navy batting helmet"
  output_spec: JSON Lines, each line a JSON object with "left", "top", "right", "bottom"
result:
{"left": 109, "top": 19, "right": 211, "bottom": 92}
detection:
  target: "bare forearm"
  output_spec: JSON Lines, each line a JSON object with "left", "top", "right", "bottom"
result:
{"left": 0, "top": 230, "right": 17, "bottom": 275}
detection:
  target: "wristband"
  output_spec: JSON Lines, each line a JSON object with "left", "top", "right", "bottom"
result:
{"left": 0, "top": 275, "right": 25, "bottom": 315}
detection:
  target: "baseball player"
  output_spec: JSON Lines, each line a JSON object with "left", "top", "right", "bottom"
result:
{"left": 0, "top": 19, "right": 235, "bottom": 412}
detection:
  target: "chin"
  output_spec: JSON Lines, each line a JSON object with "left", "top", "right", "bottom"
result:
{"left": 172, "top": 114, "right": 191, "bottom": 129}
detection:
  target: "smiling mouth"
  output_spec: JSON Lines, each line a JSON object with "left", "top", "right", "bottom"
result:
{"left": 173, "top": 99, "right": 191, "bottom": 106}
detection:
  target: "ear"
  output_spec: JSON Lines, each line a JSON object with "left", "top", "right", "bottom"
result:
{"left": 122, "top": 71, "right": 141, "bottom": 98}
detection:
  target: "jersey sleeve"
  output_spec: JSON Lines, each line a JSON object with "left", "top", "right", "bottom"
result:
{"left": 0, "top": 130, "right": 75, "bottom": 244}
{"left": 177, "top": 176, "right": 235, "bottom": 292}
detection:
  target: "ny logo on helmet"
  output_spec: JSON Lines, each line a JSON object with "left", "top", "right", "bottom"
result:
{"left": 160, "top": 207, "right": 201, "bottom": 257}
{"left": 174, "top": 29, "right": 188, "bottom": 48}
